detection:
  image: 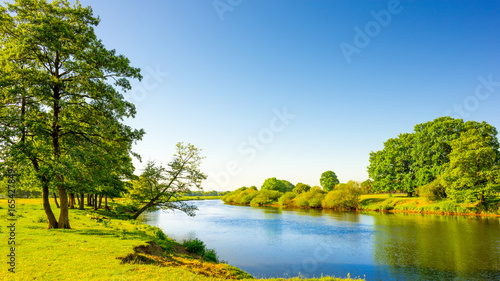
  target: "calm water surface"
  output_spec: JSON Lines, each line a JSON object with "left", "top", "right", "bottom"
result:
{"left": 140, "top": 200, "right": 500, "bottom": 280}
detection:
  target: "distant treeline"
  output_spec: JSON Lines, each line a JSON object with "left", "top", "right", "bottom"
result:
{"left": 223, "top": 177, "right": 373, "bottom": 211}
{"left": 183, "top": 190, "right": 231, "bottom": 197}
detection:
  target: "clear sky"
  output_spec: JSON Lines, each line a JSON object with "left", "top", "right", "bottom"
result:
{"left": 83, "top": 0, "right": 500, "bottom": 191}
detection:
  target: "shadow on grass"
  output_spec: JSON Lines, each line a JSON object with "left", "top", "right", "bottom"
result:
{"left": 71, "top": 227, "right": 153, "bottom": 241}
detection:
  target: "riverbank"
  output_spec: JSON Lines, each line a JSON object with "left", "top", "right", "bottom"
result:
{"left": 224, "top": 192, "right": 500, "bottom": 217}
{"left": 1, "top": 198, "right": 362, "bottom": 281}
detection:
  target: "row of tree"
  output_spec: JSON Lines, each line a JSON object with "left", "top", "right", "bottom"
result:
{"left": 223, "top": 180, "right": 365, "bottom": 211}
{"left": 0, "top": 0, "right": 144, "bottom": 228}
{"left": 367, "top": 117, "right": 500, "bottom": 204}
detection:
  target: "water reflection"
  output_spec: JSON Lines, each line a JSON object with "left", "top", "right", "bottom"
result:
{"left": 372, "top": 213, "right": 500, "bottom": 280}
{"left": 140, "top": 200, "right": 500, "bottom": 280}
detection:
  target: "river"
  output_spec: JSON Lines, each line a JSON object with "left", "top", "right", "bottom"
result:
{"left": 139, "top": 200, "right": 500, "bottom": 280}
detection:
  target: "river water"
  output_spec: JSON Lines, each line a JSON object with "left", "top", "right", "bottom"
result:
{"left": 139, "top": 200, "right": 500, "bottom": 280}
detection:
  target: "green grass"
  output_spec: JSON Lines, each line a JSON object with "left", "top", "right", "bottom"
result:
{"left": 0, "top": 198, "right": 362, "bottom": 281}
{"left": 359, "top": 194, "right": 500, "bottom": 216}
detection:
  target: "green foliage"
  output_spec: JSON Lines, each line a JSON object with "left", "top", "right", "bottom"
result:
{"left": 368, "top": 117, "right": 500, "bottom": 201}
{"left": 418, "top": 176, "right": 447, "bottom": 201}
{"left": 292, "top": 187, "right": 326, "bottom": 208}
{"left": 128, "top": 143, "right": 207, "bottom": 219}
{"left": 222, "top": 187, "right": 259, "bottom": 205}
{"left": 235, "top": 188, "right": 259, "bottom": 205}
{"left": 320, "top": 171, "right": 340, "bottom": 191}
{"left": 153, "top": 226, "right": 168, "bottom": 241}
{"left": 250, "top": 190, "right": 282, "bottom": 206}
{"left": 360, "top": 180, "right": 373, "bottom": 194}
{"left": 203, "top": 248, "right": 220, "bottom": 263}
{"left": 443, "top": 129, "right": 499, "bottom": 204}
{"left": 293, "top": 182, "right": 311, "bottom": 194}
{"left": 278, "top": 192, "right": 296, "bottom": 206}
{"left": 183, "top": 238, "right": 206, "bottom": 256}
{"left": 322, "top": 181, "right": 362, "bottom": 210}
{"left": 367, "top": 133, "right": 416, "bottom": 195}
{"left": 182, "top": 238, "right": 221, "bottom": 263}
{"left": 261, "top": 177, "right": 293, "bottom": 193}
{"left": 0, "top": 0, "right": 144, "bottom": 228}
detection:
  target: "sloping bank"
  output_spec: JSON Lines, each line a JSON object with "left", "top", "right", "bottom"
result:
{"left": 3, "top": 198, "right": 362, "bottom": 281}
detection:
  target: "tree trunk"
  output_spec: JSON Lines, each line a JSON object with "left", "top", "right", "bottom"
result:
{"left": 79, "top": 193, "right": 85, "bottom": 210}
{"left": 133, "top": 199, "right": 156, "bottom": 220}
{"left": 407, "top": 192, "right": 413, "bottom": 197}
{"left": 104, "top": 195, "right": 110, "bottom": 210}
{"left": 75, "top": 194, "right": 80, "bottom": 206}
{"left": 98, "top": 194, "right": 103, "bottom": 209}
{"left": 93, "top": 194, "right": 98, "bottom": 210}
{"left": 87, "top": 194, "right": 92, "bottom": 206}
{"left": 57, "top": 187, "right": 71, "bottom": 229}
{"left": 31, "top": 158, "right": 58, "bottom": 228}
{"left": 68, "top": 193, "right": 75, "bottom": 209}
{"left": 43, "top": 179, "right": 59, "bottom": 229}
{"left": 53, "top": 192, "right": 60, "bottom": 208}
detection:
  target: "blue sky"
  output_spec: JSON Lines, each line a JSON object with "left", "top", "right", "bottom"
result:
{"left": 83, "top": 0, "right": 500, "bottom": 191}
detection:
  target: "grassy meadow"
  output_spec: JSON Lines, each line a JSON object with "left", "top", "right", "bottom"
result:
{"left": 0, "top": 198, "right": 362, "bottom": 281}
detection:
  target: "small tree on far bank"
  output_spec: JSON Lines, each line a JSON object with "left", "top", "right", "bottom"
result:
{"left": 320, "top": 171, "right": 339, "bottom": 191}
{"left": 130, "top": 143, "right": 207, "bottom": 220}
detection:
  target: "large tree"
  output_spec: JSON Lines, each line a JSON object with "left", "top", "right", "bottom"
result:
{"left": 368, "top": 133, "right": 416, "bottom": 196}
{"left": 320, "top": 171, "right": 339, "bottom": 191}
{"left": 0, "top": 0, "right": 143, "bottom": 228}
{"left": 368, "top": 117, "right": 499, "bottom": 198}
{"left": 443, "top": 129, "right": 499, "bottom": 204}
{"left": 129, "top": 143, "right": 207, "bottom": 220}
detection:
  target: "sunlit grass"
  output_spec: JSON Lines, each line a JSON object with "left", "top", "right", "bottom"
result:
{"left": 359, "top": 194, "right": 500, "bottom": 215}
{"left": 0, "top": 198, "right": 362, "bottom": 281}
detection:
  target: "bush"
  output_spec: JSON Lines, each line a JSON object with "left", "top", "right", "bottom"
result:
{"left": 292, "top": 187, "right": 326, "bottom": 208}
{"left": 203, "top": 248, "right": 219, "bottom": 263}
{"left": 322, "top": 181, "right": 362, "bottom": 210}
{"left": 182, "top": 238, "right": 221, "bottom": 263}
{"left": 293, "top": 183, "right": 311, "bottom": 194}
{"left": 183, "top": 238, "right": 206, "bottom": 256}
{"left": 250, "top": 190, "right": 282, "bottom": 206}
{"left": 236, "top": 189, "right": 259, "bottom": 205}
{"left": 418, "top": 176, "right": 446, "bottom": 201}
{"left": 278, "top": 192, "right": 296, "bottom": 206}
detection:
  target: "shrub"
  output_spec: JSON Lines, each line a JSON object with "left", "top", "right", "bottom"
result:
{"left": 292, "top": 187, "right": 326, "bottom": 208}
{"left": 418, "top": 176, "right": 446, "bottom": 201}
{"left": 293, "top": 182, "right": 311, "bottom": 194}
{"left": 322, "top": 180, "right": 362, "bottom": 210}
{"left": 278, "top": 192, "right": 296, "bottom": 206}
{"left": 250, "top": 190, "right": 282, "bottom": 206}
{"left": 183, "top": 238, "right": 206, "bottom": 256}
{"left": 236, "top": 189, "right": 259, "bottom": 205}
{"left": 203, "top": 248, "right": 219, "bottom": 263}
